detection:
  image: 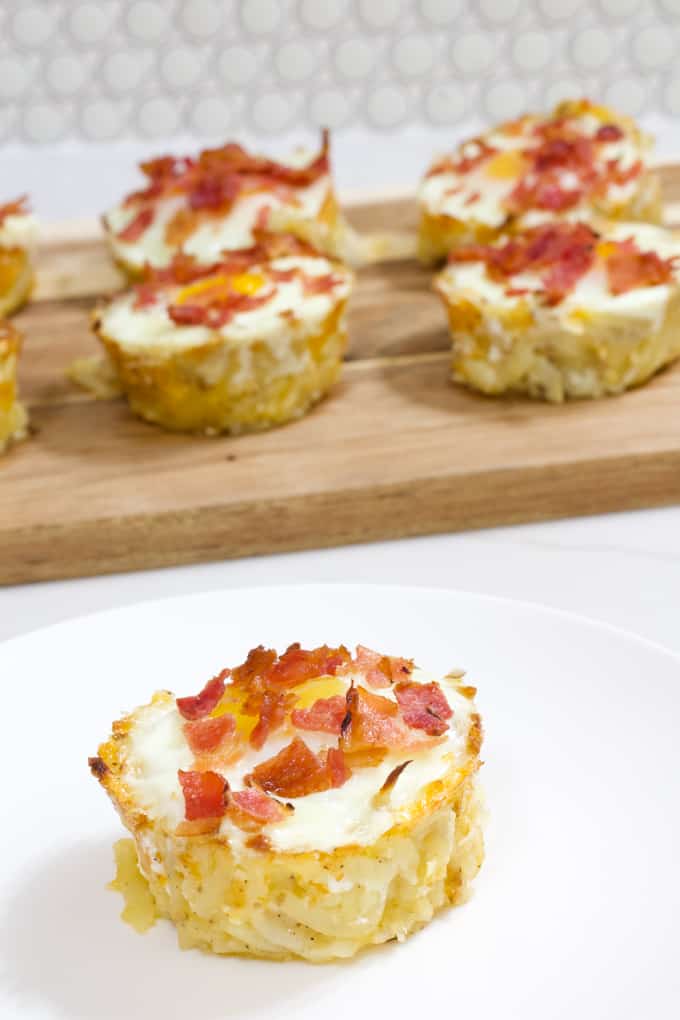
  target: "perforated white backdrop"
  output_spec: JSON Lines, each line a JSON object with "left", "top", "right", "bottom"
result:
{"left": 3, "top": 0, "right": 680, "bottom": 217}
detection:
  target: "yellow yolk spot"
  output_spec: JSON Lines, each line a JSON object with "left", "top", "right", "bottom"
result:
{"left": 596, "top": 241, "right": 618, "bottom": 260}
{"left": 484, "top": 150, "right": 526, "bottom": 180}
{"left": 175, "top": 272, "right": 265, "bottom": 306}
{"left": 211, "top": 686, "right": 258, "bottom": 739}
{"left": 293, "top": 675, "right": 347, "bottom": 709}
{"left": 109, "top": 838, "right": 158, "bottom": 933}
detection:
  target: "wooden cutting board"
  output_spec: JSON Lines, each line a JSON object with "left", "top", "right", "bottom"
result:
{"left": 3, "top": 166, "right": 680, "bottom": 586}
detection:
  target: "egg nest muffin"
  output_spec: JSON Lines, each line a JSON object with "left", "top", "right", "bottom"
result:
{"left": 418, "top": 99, "right": 661, "bottom": 265}
{"left": 89, "top": 642, "right": 484, "bottom": 963}
{"left": 434, "top": 219, "right": 680, "bottom": 402}
{"left": 92, "top": 233, "right": 353, "bottom": 434}
{"left": 0, "top": 320, "right": 28, "bottom": 452}
{"left": 0, "top": 196, "right": 38, "bottom": 317}
{"left": 103, "top": 130, "right": 349, "bottom": 277}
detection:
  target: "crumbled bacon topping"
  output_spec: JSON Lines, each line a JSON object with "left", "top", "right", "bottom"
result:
{"left": 603, "top": 238, "right": 676, "bottom": 295}
{"left": 596, "top": 123, "right": 624, "bottom": 143}
{"left": 178, "top": 769, "right": 227, "bottom": 820}
{"left": 227, "top": 788, "right": 290, "bottom": 830}
{"left": 340, "top": 685, "right": 442, "bottom": 755}
{"left": 131, "top": 232, "right": 336, "bottom": 321}
{"left": 116, "top": 207, "right": 154, "bottom": 243}
{"left": 345, "top": 645, "right": 414, "bottom": 689}
{"left": 173, "top": 643, "right": 456, "bottom": 815}
{"left": 183, "top": 714, "right": 236, "bottom": 755}
{"left": 176, "top": 669, "right": 230, "bottom": 720}
{"left": 428, "top": 103, "right": 641, "bottom": 218}
{"left": 0, "top": 195, "right": 30, "bottom": 225}
{"left": 394, "top": 681, "right": 453, "bottom": 737}
{"left": 122, "top": 130, "right": 330, "bottom": 220}
{"left": 246, "top": 737, "right": 352, "bottom": 797}
{"left": 449, "top": 222, "right": 598, "bottom": 306}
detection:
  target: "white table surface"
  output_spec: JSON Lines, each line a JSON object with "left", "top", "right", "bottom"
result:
{"left": 3, "top": 506, "right": 680, "bottom": 654}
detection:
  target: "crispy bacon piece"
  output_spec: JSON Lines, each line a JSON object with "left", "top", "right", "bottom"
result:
{"left": 132, "top": 233, "right": 320, "bottom": 309}
{"left": 231, "top": 644, "right": 278, "bottom": 686}
{"left": 266, "top": 642, "right": 351, "bottom": 688}
{"left": 178, "top": 769, "right": 227, "bottom": 820}
{"left": 123, "top": 132, "right": 329, "bottom": 210}
{"left": 117, "top": 207, "right": 154, "bottom": 242}
{"left": 449, "top": 223, "right": 597, "bottom": 306}
{"left": 346, "top": 645, "right": 414, "bottom": 689}
{"left": 596, "top": 123, "right": 623, "bottom": 143}
{"left": 176, "top": 669, "right": 230, "bottom": 720}
{"left": 167, "top": 290, "right": 271, "bottom": 328}
{"left": 291, "top": 694, "right": 347, "bottom": 734}
{"left": 246, "top": 737, "right": 351, "bottom": 798}
{"left": 394, "top": 681, "right": 453, "bottom": 737}
{"left": 0, "top": 196, "right": 29, "bottom": 225}
{"left": 301, "top": 273, "right": 341, "bottom": 296}
{"left": 604, "top": 158, "right": 642, "bottom": 188}
{"left": 326, "top": 747, "right": 351, "bottom": 788}
{"left": 249, "top": 688, "right": 293, "bottom": 750}
{"left": 340, "top": 686, "right": 401, "bottom": 751}
{"left": 227, "top": 788, "right": 289, "bottom": 831}
{"left": 604, "top": 242, "right": 676, "bottom": 296}
{"left": 183, "top": 714, "right": 236, "bottom": 754}
{"left": 341, "top": 685, "right": 446, "bottom": 754}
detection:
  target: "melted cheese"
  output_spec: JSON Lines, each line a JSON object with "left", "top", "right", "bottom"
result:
{"left": 124, "top": 668, "right": 476, "bottom": 855}
{"left": 106, "top": 173, "right": 331, "bottom": 270}
{"left": 98, "top": 255, "right": 351, "bottom": 355}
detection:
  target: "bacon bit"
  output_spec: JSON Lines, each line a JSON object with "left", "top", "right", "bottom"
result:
{"left": 183, "top": 714, "right": 236, "bottom": 755}
{"left": 596, "top": 123, "right": 623, "bottom": 143}
{"left": 265, "top": 643, "right": 352, "bottom": 688}
{"left": 231, "top": 645, "right": 278, "bottom": 687}
{"left": 167, "top": 290, "right": 270, "bottom": 328}
{"left": 301, "top": 273, "right": 340, "bottom": 296}
{"left": 131, "top": 233, "right": 320, "bottom": 310}
{"left": 377, "top": 758, "right": 409, "bottom": 795}
{"left": 604, "top": 243, "right": 676, "bottom": 296}
{"left": 291, "top": 694, "right": 347, "bottom": 734}
{"left": 246, "top": 737, "right": 351, "bottom": 798}
{"left": 123, "top": 131, "right": 329, "bottom": 211}
{"left": 326, "top": 747, "right": 351, "bottom": 788}
{"left": 605, "top": 158, "right": 642, "bottom": 188}
{"left": 255, "top": 203, "right": 272, "bottom": 230}
{"left": 176, "top": 669, "right": 230, "bottom": 720}
{"left": 117, "top": 207, "right": 154, "bottom": 242}
{"left": 463, "top": 191, "right": 481, "bottom": 206}
{"left": 449, "top": 222, "right": 598, "bottom": 306}
{"left": 269, "top": 267, "right": 299, "bottom": 283}
{"left": 340, "top": 685, "right": 399, "bottom": 751}
{"left": 249, "top": 688, "right": 292, "bottom": 750}
{"left": 347, "top": 645, "right": 414, "bottom": 689}
{"left": 178, "top": 769, "right": 227, "bottom": 820}
{"left": 227, "top": 788, "right": 290, "bottom": 831}
{"left": 394, "top": 681, "right": 453, "bottom": 736}
{"left": 0, "top": 196, "right": 29, "bottom": 225}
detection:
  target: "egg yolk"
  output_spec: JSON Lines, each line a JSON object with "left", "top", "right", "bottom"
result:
{"left": 175, "top": 272, "right": 265, "bottom": 306}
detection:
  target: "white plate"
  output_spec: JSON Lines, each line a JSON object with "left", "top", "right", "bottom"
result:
{"left": 1, "top": 584, "right": 679, "bottom": 1020}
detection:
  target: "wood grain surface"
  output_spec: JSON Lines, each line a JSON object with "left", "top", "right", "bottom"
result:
{"left": 3, "top": 166, "right": 680, "bottom": 585}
